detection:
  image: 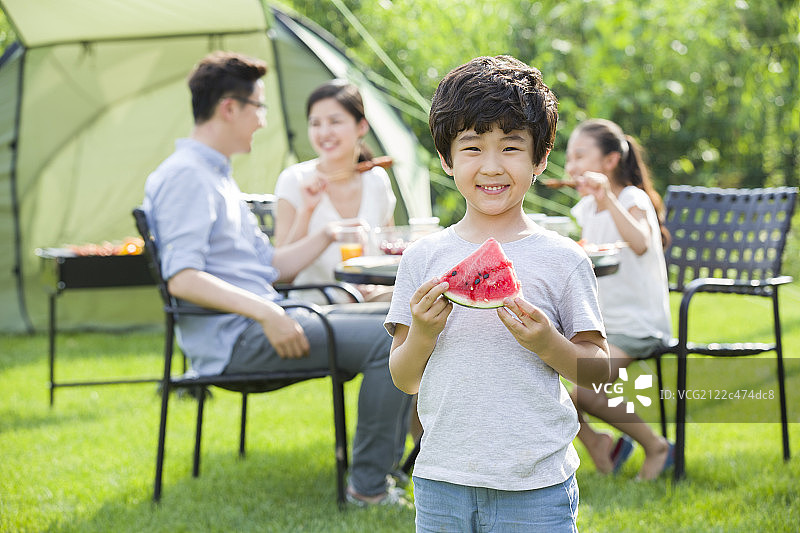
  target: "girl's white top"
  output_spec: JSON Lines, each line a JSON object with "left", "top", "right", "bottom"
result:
{"left": 571, "top": 185, "right": 672, "bottom": 341}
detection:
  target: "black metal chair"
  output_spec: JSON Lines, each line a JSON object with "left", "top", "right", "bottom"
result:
{"left": 647, "top": 185, "right": 797, "bottom": 480}
{"left": 132, "top": 207, "right": 362, "bottom": 507}
{"left": 241, "top": 193, "right": 277, "bottom": 237}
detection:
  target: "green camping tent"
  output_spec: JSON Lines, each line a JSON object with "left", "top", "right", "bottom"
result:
{"left": 0, "top": 0, "right": 431, "bottom": 333}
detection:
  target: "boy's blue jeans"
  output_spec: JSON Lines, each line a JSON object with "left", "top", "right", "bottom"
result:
{"left": 413, "top": 474, "right": 579, "bottom": 532}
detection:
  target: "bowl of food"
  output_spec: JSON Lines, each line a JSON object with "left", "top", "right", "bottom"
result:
{"left": 577, "top": 241, "right": 625, "bottom": 277}
{"left": 375, "top": 226, "right": 413, "bottom": 255}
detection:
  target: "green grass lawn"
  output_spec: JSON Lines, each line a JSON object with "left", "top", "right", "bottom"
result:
{"left": 2, "top": 285, "right": 800, "bottom": 532}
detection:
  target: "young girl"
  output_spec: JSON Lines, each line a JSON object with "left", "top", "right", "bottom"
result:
{"left": 566, "top": 118, "right": 674, "bottom": 480}
{"left": 273, "top": 80, "right": 395, "bottom": 302}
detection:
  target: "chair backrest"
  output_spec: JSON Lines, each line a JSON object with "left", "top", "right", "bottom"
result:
{"left": 132, "top": 207, "right": 173, "bottom": 307}
{"left": 242, "top": 193, "right": 277, "bottom": 237}
{"left": 663, "top": 185, "right": 798, "bottom": 291}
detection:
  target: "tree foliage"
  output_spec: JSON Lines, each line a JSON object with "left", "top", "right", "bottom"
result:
{"left": 1, "top": 2, "right": 797, "bottom": 223}
{"left": 281, "top": 0, "right": 799, "bottom": 223}
{"left": 0, "top": 9, "right": 15, "bottom": 52}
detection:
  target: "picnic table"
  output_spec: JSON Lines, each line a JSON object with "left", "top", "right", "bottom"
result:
{"left": 334, "top": 247, "right": 621, "bottom": 286}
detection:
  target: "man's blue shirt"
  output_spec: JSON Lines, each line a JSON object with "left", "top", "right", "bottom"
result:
{"left": 143, "top": 138, "right": 281, "bottom": 375}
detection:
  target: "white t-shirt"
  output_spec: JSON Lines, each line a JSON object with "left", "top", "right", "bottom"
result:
{"left": 385, "top": 227, "right": 605, "bottom": 490}
{"left": 571, "top": 186, "right": 672, "bottom": 341}
{"left": 274, "top": 159, "right": 396, "bottom": 301}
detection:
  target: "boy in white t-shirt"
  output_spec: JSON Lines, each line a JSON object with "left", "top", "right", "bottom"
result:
{"left": 385, "top": 56, "right": 610, "bottom": 532}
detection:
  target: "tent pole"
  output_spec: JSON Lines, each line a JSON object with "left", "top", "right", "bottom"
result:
{"left": 267, "top": 10, "right": 299, "bottom": 164}
{"left": 7, "top": 44, "right": 35, "bottom": 333}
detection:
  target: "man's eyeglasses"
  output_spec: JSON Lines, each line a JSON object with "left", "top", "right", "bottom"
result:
{"left": 229, "top": 96, "right": 267, "bottom": 111}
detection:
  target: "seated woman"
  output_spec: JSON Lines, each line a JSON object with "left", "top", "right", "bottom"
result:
{"left": 273, "top": 80, "right": 395, "bottom": 303}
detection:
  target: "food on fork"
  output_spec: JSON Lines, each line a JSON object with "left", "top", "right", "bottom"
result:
{"left": 540, "top": 178, "right": 577, "bottom": 189}
{"left": 355, "top": 156, "right": 393, "bottom": 172}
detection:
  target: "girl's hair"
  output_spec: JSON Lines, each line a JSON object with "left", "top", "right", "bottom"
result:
{"left": 306, "top": 79, "right": 373, "bottom": 162}
{"left": 573, "top": 118, "right": 671, "bottom": 247}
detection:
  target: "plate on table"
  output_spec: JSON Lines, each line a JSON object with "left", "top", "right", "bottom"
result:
{"left": 340, "top": 255, "right": 401, "bottom": 274}
{"left": 579, "top": 241, "right": 627, "bottom": 257}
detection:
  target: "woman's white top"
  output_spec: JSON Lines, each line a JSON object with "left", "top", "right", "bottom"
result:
{"left": 274, "top": 159, "right": 396, "bottom": 300}
{"left": 571, "top": 186, "right": 672, "bottom": 341}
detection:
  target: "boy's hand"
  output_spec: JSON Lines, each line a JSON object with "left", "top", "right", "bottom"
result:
{"left": 388, "top": 279, "right": 452, "bottom": 394}
{"left": 497, "top": 296, "right": 556, "bottom": 353}
{"left": 409, "top": 278, "right": 453, "bottom": 338}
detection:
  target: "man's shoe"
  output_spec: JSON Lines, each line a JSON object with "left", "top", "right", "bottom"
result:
{"left": 346, "top": 486, "right": 412, "bottom": 509}
{"left": 388, "top": 469, "right": 411, "bottom": 489}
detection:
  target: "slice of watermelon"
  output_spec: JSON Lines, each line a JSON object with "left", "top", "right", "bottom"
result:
{"left": 439, "top": 238, "right": 522, "bottom": 308}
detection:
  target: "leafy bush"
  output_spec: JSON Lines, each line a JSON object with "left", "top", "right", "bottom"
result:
{"left": 281, "top": 0, "right": 799, "bottom": 196}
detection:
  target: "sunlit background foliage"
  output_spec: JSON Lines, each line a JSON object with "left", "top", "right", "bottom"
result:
{"left": 1, "top": 1, "right": 798, "bottom": 225}
{"left": 279, "top": 0, "right": 798, "bottom": 224}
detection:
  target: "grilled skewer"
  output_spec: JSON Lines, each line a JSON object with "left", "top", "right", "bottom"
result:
{"left": 355, "top": 156, "right": 393, "bottom": 172}
{"left": 540, "top": 178, "right": 577, "bottom": 189}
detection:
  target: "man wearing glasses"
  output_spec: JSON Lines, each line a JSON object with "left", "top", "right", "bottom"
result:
{"left": 143, "top": 51, "right": 411, "bottom": 507}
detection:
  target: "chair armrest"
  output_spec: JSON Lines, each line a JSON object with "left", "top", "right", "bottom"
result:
{"left": 274, "top": 282, "right": 365, "bottom": 304}
{"left": 164, "top": 304, "right": 229, "bottom": 317}
{"left": 166, "top": 281, "right": 365, "bottom": 318}
{"left": 682, "top": 275, "right": 792, "bottom": 297}
{"left": 668, "top": 275, "right": 792, "bottom": 295}
{"left": 672, "top": 275, "right": 792, "bottom": 352}
{"left": 167, "top": 300, "right": 343, "bottom": 380}
{"left": 165, "top": 299, "right": 329, "bottom": 320}
{"left": 678, "top": 275, "right": 792, "bottom": 320}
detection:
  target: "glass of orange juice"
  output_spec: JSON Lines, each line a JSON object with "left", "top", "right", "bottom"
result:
{"left": 338, "top": 227, "right": 365, "bottom": 261}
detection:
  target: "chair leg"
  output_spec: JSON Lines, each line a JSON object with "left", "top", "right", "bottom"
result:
{"left": 154, "top": 321, "right": 175, "bottom": 503}
{"left": 401, "top": 433, "right": 422, "bottom": 475}
{"left": 48, "top": 293, "right": 57, "bottom": 407}
{"left": 153, "top": 380, "right": 171, "bottom": 502}
{"left": 331, "top": 376, "right": 348, "bottom": 508}
{"left": 193, "top": 388, "right": 206, "bottom": 477}
{"left": 773, "top": 292, "right": 791, "bottom": 461}
{"left": 777, "top": 353, "right": 790, "bottom": 461}
{"left": 674, "top": 353, "right": 687, "bottom": 481}
{"left": 655, "top": 357, "right": 667, "bottom": 439}
{"left": 240, "top": 392, "right": 248, "bottom": 457}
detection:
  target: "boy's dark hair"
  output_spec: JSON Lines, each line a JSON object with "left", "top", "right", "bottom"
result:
{"left": 188, "top": 51, "right": 267, "bottom": 124}
{"left": 306, "top": 79, "right": 373, "bottom": 162}
{"left": 429, "top": 55, "right": 558, "bottom": 168}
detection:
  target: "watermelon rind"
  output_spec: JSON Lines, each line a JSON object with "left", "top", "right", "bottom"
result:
{"left": 442, "top": 290, "right": 513, "bottom": 309}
